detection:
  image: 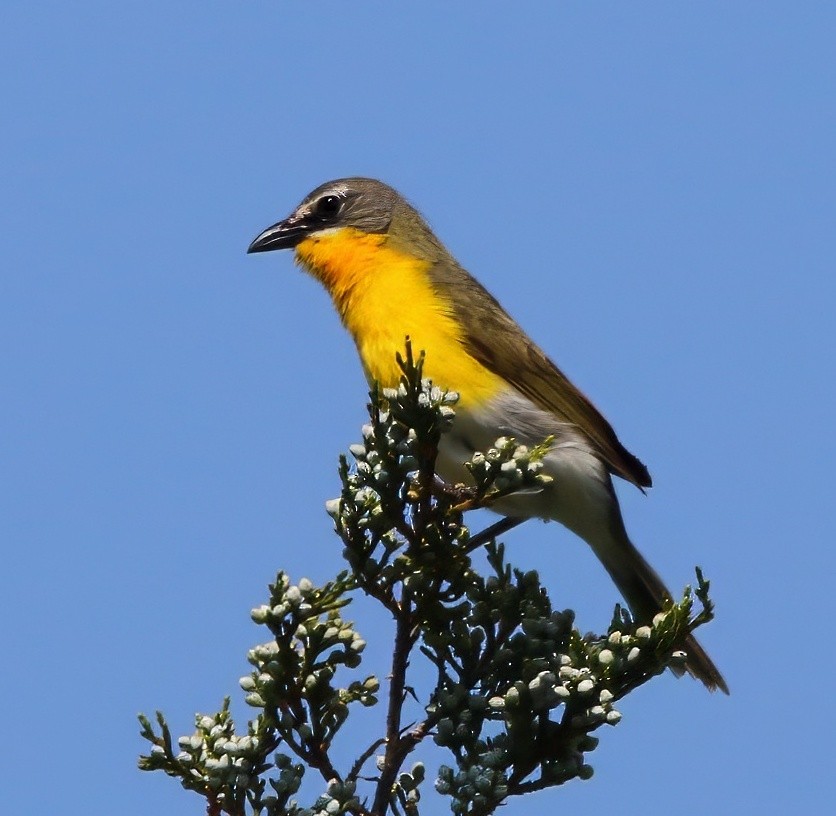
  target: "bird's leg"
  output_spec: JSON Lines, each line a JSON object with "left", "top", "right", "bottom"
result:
{"left": 431, "top": 474, "right": 478, "bottom": 503}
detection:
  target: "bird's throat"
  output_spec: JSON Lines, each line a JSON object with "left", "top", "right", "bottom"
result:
{"left": 294, "top": 228, "right": 503, "bottom": 406}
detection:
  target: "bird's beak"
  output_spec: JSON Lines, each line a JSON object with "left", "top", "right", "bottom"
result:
{"left": 247, "top": 217, "right": 309, "bottom": 253}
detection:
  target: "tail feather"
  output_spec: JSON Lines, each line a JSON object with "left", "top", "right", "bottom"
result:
{"left": 593, "top": 514, "right": 729, "bottom": 695}
{"left": 674, "top": 632, "right": 730, "bottom": 695}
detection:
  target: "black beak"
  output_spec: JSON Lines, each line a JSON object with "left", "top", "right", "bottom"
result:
{"left": 247, "top": 217, "right": 309, "bottom": 254}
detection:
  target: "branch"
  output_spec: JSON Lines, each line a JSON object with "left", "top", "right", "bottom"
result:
{"left": 371, "top": 608, "right": 418, "bottom": 815}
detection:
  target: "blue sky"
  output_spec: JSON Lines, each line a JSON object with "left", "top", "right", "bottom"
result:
{"left": 2, "top": 2, "right": 834, "bottom": 814}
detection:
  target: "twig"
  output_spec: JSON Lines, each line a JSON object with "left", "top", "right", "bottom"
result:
{"left": 507, "top": 775, "right": 568, "bottom": 796}
{"left": 306, "top": 743, "right": 343, "bottom": 787}
{"left": 206, "top": 792, "right": 222, "bottom": 816}
{"left": 465, "top": 516, "right": 525, "bottom": 554}
{"left": 348, "top": 737, "right": 387, "bottom": 784}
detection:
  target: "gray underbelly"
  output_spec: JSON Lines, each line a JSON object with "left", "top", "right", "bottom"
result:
{"left": 436, "top": 398, "right": 618, "bottom": 542}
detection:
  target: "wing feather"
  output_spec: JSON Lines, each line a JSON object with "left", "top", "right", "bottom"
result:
{"left": 429, "top": 260, "right": 652, "bottom": 489}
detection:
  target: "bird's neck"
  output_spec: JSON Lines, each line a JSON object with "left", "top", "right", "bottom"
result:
{"left": 294, "top": 229, "right": 502, "bottom": 406}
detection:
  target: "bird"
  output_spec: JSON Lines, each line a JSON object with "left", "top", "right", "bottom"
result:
{"left": 247, "top": 177, "right": 728, "bottom": 694}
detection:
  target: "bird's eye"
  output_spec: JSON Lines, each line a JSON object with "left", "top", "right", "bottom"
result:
{"left": 315, "top": 195, "right": 342, "bottom": 218}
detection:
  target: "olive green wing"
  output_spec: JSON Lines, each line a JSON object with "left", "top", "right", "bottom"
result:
{"left": 433, "top": 262, "right": 652, "bottom": 490}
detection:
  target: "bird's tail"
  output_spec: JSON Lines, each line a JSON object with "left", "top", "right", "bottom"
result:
{"left": 591, "top": 513, "right": 729, "bottom": 695}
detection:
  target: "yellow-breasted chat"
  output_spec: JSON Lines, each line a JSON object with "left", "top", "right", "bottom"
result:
{"left": 248, "top": 177, "right": 727, "bottom": 694}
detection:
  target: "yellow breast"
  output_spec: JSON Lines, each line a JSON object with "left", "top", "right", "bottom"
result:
{"left": 295, "top": 228, "right": 503, "bottom": 408}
